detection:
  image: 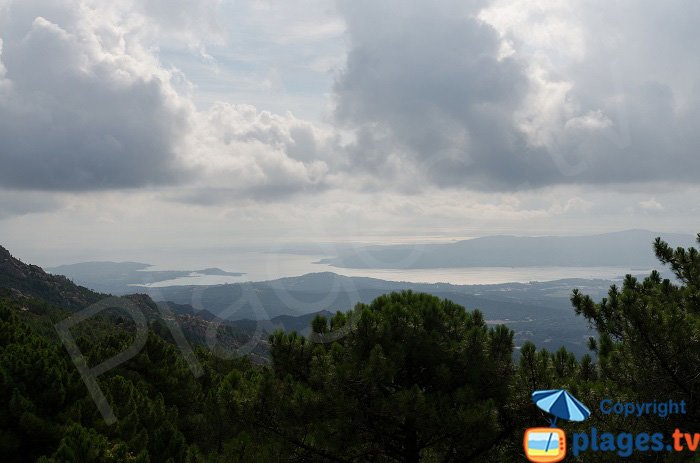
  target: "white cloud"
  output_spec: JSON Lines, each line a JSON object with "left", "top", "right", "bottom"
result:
{"left": 479, "top": 0, "right": 700, "bottom": 186}
{"left": 0, "top": 0, "right": 336, "bottom": 198}
{"left": 639, "top": 198, "right": 664, "bottom": 211}
{"left": 174, "top": 102, "right": 337, "bottom": 201}
{"left": 0, "top": 0, "right": 194, "bottom": 190}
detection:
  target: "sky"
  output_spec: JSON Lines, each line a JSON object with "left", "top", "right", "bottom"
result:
{"left": 0, "top": 0, "right": 699, "bottom": 266}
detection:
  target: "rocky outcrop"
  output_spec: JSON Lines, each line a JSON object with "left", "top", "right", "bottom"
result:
{"left": 0, "top": 245, "right": 103, "bottom": 310}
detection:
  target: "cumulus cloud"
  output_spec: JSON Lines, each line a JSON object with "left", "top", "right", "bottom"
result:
{"left": 638, "top": 198, "right": 664, "bottom": 212}
{"left": 2, "top": 0, "right": 700, "bottom": 205}
{"left": 334, "top": 0, "right": 700, "bottom": 190}
{"left": 334, "top": 0, "right": 562, "bottom": 191}
{"left": 488, "top": 0, "right": 700, "bottom": 185}
{"left": 0, "top": 0, "right": 193, "bottom": 191}
{"left": 0, "top": 0, "right": 335, "bottom": 200}
{"left": 174, "top": 102, "right": 338, "bottom": 201}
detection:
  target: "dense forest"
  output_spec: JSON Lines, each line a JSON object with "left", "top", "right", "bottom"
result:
{"left": 1, "top": 235, "right": 699, "bottom": 462}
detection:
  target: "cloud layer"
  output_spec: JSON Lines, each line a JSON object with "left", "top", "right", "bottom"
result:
{"left": 0, "top": 0, "right": 195, "bottom": 190}
{"left": 0, "top": 0, "right": 333, "bottom": 196}
{"left": 1, "top": 0, "right": 700, "bottom": 206}
{"left": 334, "top": 0, "right": 556, "bottom": 190}
{"left": 334, "top": 0, "right": 700, "bottom": 190}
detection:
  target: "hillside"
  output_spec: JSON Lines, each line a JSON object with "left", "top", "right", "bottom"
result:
{"left": 0, "top": 245, "right": 104, "bottom": 310}
{"left": 2, "top": 238, "right": 696, "bottom": 462}
{"left": 141, "top": 272, "right": 601, "bottom": 355}
{"left": 0, "top": 245, "right": 260, "bottom": 360}
{"left": 317, "top": 230, "right": 696, "bottom": 268}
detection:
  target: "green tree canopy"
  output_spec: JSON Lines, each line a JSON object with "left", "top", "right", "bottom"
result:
{"left": 571, "top": 234, "right": 700, "bottom": 430}
{"left": 236, "top": 290, "right": 516, "bottom": 462}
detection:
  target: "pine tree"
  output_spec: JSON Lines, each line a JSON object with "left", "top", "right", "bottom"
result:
{"left": 571, "top": 234, "right": 700, "bottom": 433}
{"left": 232, "top": 291, "right": 516, "bottom": 462}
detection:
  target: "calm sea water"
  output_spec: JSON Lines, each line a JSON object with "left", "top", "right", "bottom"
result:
{"left": 136, "top": 251, "right": 651, "bottom": 287}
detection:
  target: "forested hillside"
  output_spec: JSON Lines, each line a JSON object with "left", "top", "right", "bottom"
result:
{"left": 1, "top": 235, "right": 699, "bottom": 462}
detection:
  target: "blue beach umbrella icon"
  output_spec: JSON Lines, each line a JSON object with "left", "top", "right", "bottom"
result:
{"left": 532, "top": 389, "right": 591, "bottom": 425}
{"left": 531, "top": 389, "right": 591, "bottom": 453}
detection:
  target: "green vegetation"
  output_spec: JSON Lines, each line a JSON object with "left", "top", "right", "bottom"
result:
{"left": 1, "top": 235, "right": 699, "bottom": 462}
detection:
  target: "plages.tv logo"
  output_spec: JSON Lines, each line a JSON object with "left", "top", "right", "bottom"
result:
{"left": 524, "top": 389, "right": 591, "bottom": 463}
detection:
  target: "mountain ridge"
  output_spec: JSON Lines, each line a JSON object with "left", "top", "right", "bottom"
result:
{"left": 317, "top": 229, "right": 695, "bottom": 268}
{"left": 0, "top": 245, "right": 104, "bottom": 310}
{"left": 0, "top": 244, "right": 265, "bottom": 360}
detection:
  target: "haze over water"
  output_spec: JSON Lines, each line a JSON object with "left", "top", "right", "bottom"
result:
{"left": 136, "top": 251, "right": 651, "bottom": 287}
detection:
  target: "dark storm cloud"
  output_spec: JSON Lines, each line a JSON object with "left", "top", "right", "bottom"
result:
{"left": 333, "top": 0, "right": 700, "bottom": 190}
{"left": 334, "top": 0, "right": 555, "bottom": 190}
{"left": 552, "top": 0, "right": 700, "bottom": 185}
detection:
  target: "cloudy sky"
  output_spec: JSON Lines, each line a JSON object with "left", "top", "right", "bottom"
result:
{"left": 1, "top": 0, "right": 699, "bottom": 266}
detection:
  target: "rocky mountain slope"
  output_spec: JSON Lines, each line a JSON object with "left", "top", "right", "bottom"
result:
{"left": 0, "top": 245, "right": 267, "bottom": 361}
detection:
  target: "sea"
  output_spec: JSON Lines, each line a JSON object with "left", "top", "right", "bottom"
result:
{"left": 135, "top": 250, "right": 653, "bottom": 287}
